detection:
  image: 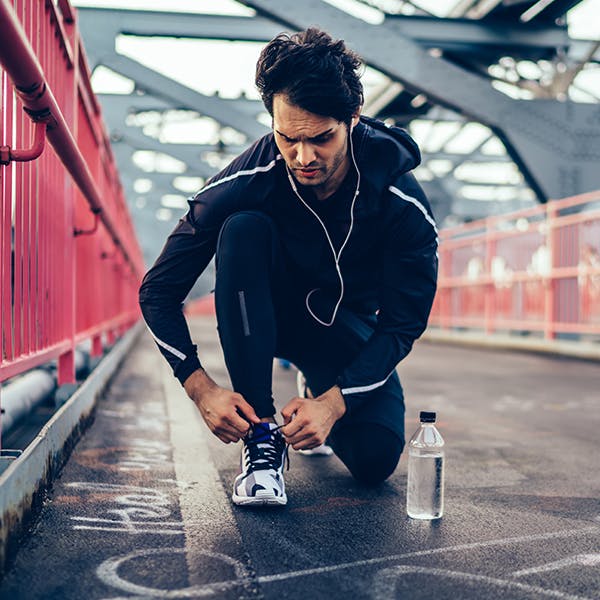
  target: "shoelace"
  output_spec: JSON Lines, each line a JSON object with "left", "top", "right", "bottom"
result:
{"left": 243, "top": 424, "right": 290, "bottom": 473}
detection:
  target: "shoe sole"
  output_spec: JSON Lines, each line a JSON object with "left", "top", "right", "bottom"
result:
{"left": 297, "top": 447, "right": 333, "bottom": 456}
{"left": 232, "top": 493, "right": 287, "bottom": 506}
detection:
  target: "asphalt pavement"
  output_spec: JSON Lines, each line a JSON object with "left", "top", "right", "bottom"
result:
{"left": 1, "top": 315, "right": 598, "bottom": 599}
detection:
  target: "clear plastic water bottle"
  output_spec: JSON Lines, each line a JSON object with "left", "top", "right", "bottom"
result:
{"left": 406, "top": 411, "right": 445, "bottom": 520}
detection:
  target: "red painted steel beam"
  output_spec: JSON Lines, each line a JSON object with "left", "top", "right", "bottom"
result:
{"left": 0, "top": 0, "right": 139, "bottom": 277}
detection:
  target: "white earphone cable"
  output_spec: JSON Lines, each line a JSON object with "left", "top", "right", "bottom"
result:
{"left": 285, "top": 124, "right": 361, "bottom": 326}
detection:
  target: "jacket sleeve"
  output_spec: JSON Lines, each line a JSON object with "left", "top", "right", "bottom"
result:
{"left": 336, "top": 172, "right": 438, "bottom": 413}
{"left": 139, "top": 136, "right": 280, "bottom": 385}
{"left": 138, "top": 207, "right": 219, "bottom": 385}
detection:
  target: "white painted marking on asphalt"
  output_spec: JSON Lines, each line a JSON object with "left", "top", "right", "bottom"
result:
{"left": 162, "top": 358, "right": 249, "bottom": 589}
{"left": 96, "top": 547, "right": 247, "bottom": 598}
{"left": 373, "top": 566, "right": 591, "bottom": 600}
{"left": 67, "top": 482, "right": 182, "bottom": 535}
{"left": 513, "top": 553, "right": 600, "bottom": 577}
{"left": 256, "top": 526, "right": 600, "bottom": 584}
{"left": 95, "top": 527, "right": 600, "bottom": 598}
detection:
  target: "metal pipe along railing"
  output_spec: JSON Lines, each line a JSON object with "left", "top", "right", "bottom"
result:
{"left": 1, "top": 0, "right": 143, "bottom": 412}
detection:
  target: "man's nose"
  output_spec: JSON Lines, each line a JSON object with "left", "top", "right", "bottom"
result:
{"left": 296, "top": 142, "right": 317, "bottom": 166}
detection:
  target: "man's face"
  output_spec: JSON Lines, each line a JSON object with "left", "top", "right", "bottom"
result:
{"left": 272, "top": 94, "right": 355, "bottom": 199}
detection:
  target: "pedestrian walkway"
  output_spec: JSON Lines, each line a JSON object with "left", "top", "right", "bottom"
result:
{"left": 1, "top": 316, "right": 599, "bottom": 599}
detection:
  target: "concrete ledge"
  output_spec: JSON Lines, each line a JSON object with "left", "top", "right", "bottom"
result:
{"left": 422, "top": 328, "right": 600, "bottom": 361}
{"left": 0, "top": 321, "right": 144, "bottom": 575}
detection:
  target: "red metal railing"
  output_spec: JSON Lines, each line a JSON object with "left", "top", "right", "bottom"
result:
{"left": 1, "top": 0, "right": 144, "bottom": 396}
{"left": 429, "top": 191, "right": 600, "bottom": 339}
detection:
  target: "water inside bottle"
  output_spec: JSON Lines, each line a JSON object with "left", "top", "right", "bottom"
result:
{"left": 406, "top": 451, "right": 444, "bottom": 519}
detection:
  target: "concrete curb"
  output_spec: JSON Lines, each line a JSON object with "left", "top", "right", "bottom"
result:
{"left": 0, "top": 321, "right": 144, "bottom": 576}
{"left": 422, "top": 328, "right": 600, "bottom": 361}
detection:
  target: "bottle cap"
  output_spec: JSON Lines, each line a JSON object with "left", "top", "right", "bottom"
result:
{"left": 419, "top": 411, "right": 436, "bottom": 423}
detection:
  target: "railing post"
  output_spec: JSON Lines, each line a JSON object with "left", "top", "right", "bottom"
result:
{"left": 484, "top": 217, "right": 496, "bottom": 335}
{"left": 438, "top": 237, "right": 448, "bottom": 330}
{"left": 57, "top": 7, "right": 79, "bottom": 386}
{"left": 91, "top": 334, "right": 103, "bottom": 357}
{"left": 544, "top": 203, "right": 557, "bottom": 340}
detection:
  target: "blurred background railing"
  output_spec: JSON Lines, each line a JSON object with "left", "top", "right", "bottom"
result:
{"left": 429, "top": 190, "right": 600, "bottom": 340}
{"left": 0, "top": 0, "right": 144, "bottom": 415}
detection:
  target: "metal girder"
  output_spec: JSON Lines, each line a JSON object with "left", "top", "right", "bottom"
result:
{"left": 77, "top": 8, "right": 283, "bottom": 42}
{"left": 487, "top": 0, "right": 584, "bottom": 22}
{"left": 111, "top": 127, "right": 217, "bottom": 178}
{"left": 97, "top": 92, "right": 264, "bottom": 119}
{"left": 423, "top": 150, "right": 510, "bottom": 163}
{"left": 384, "top": 15, "right": 568, "bottom": 55}
{"left": 77, "top": 13, "right": 268, "bottom": 140}
{"left": 111, "top": 139, "right": 213, "bottom": 207}
{"left": 535, "top": 0, "right": 585, "bottom": 21}
{"left": 100, "top": 96, "right": 248, "bottom": 157}
{"left": 76, "top": 7, "right": 568, "bottom": 59}
{"left": 111, "top": 144, "right": 172, "bottom": 183}
{"left": 240, "top": 0, "right": 600, "bottom": 200}
{"left": 120, "top": 127, "right": 244, "bottom": 162}
{"left": 100, "top": 53, "right": 268, "bottom": 141}
{"left": 570, "top": 40, "right": 600, "bottom": 65}
{"left": 123, "top": 172, "right": 191, "bottom": 199}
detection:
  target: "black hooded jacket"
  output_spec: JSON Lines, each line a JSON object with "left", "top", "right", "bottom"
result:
{"left": 139, "top": 116, "right": 439, "bottom": 413}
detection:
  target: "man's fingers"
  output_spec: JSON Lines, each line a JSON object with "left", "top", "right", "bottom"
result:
{"left": 281, "top": 398, "right": 303, "bottom": 423}
{"left": 213, "top": 425, "right": 240, "bottom": 444}
{"left": 289, "top": 430, "right": 317, "bottom": 449}
{"left": 216, "top": 432, "right": 238, "bottom": 444}
{"left": 218, "top": 420, "right": 247, "bottom": 438}
{"left": 283, "top": 420, "right": 316, "bottom": 444}
{"left": 226, "top": 412, "right": 252, "bottom": 435}
{"left": 281, "top": 414, "right": 307, "bottom": 438}
{"left": 235, "top": 397, "right": 261, "bottom": 424}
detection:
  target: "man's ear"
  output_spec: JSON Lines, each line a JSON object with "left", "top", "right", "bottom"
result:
{"left": 350, "top": 114, "right": 360, "bottom": 130}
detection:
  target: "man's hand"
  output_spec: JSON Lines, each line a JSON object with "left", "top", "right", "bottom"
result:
{"left": 184, "top": 369, "right": 260, "bottom": 444}
{"left": 280, "top": 385, "right": 346, "bottom": 450}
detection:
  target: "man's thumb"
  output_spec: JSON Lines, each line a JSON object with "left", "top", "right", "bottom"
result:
{"left": 281, "top": 398, "right": 301, "bottom": 423}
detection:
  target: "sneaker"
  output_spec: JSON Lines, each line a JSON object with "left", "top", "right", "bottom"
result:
{"left": 232, "top": 422, "right": 287, "bottom": 506}
{"left": 295, "top": 370, "right": 334, "bottom": 457}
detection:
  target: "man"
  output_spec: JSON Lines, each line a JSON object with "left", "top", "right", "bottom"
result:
{"left": 139, "top": 28, "right": 438, "bottom": 506}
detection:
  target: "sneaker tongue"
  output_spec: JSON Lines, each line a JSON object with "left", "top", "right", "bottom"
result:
{"left": 250, "top": 423, "right": 275, "bottom": 446}
{"left": 246, "top": 422, "right": 280, "bottom": 470}
{"left": 254, "top": 423, "right": 272, "bottom": 435}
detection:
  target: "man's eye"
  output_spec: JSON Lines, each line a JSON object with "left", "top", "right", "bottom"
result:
{"left": 313, "top": 136, "right": 331, "bottom": 144}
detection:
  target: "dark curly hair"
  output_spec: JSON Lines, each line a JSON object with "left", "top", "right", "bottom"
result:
{"left": 255, "top": 28, "right": 364, "bottom": 124}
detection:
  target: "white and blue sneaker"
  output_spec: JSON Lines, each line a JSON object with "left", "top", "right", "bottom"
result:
{"left": 232, "top": 422, "right": 288, "bottom": 506}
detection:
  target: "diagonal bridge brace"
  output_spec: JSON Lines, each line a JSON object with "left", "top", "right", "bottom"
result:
{"left": 240, "top": 0, "right": 600, "bottom": 200}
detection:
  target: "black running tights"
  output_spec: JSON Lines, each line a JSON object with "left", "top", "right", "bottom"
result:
{"left": 214, "top": 211, "right": 404, "bottom": 484}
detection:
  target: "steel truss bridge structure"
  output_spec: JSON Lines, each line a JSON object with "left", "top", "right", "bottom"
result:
{"left": 75, "top": 0, "right": 600, "bottom": 268}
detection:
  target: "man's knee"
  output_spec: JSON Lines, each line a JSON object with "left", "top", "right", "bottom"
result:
{"left": 219, "top": 211, "right": 273, "bottom": 243}
{"left": 330, "top": 424, "right": 404, "bottom": 485}
{"left": 216, "top": 211, "right": 276, "bottom": 267}
{"left": 349, "top": 443, "right": 403, "bottom": 485}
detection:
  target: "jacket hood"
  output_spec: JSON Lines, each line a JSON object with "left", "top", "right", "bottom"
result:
{"left": 354, "top": 115, "right": 421, "bottom": 193}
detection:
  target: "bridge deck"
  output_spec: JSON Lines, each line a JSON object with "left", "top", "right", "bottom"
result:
{"left": 1, "top": 315, "right": 598, "bottom": 599}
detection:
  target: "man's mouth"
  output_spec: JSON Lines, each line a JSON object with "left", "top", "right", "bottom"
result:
{"left": 296, "top": 167, "right": 321, "bottom": 178}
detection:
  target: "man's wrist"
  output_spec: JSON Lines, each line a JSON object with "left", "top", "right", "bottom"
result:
{"left": 183, "top": 368, "right": 215, "bottom": 401}
{"left": 328, "top": 385, "right": 347, "bottom": 420}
